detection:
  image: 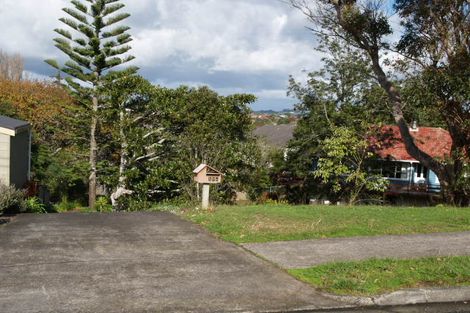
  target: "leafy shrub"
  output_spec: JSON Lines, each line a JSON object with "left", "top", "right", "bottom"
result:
{"left": 53, "top": 196, "right": 83, "bottom": 213}
{"left": 0, "top": 183, "right": 26, "bottom": 214}
{"left": 24, "top": 197, "right": 47, "bottom": 214}
{"left": 150, "top": 197, "right": 195, "bottom": 213}
{"left": 94, "top": 196, "right": 113, "bottom": 212}
{"left": 121, "top": 198, "right": 152, "bottom": 211}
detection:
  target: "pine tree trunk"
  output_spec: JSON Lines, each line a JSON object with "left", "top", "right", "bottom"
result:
{"left": 111, "top": 109, "right": 131, "bottom": 210}
{"left": 88, "top": 94, "right": 98, "bottom": 208}
{"left": 118, "top": 110, "right": 128, "bottom": 188}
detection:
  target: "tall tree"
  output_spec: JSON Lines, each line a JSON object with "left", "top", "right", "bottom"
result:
{"left": 100, "top": 75, "right": 165, "bottom": 209}
{"left": 278, "top": 37, "right": 389, "bottom": 203}
{"left": 289, "top": 0, "right": 470, "bottom": 205}
{"left": 314, "top": 126, "right": 389, "bottom": 205}
{"left": 95, "top": 85, "right": 267, "bottom": 206}
{"left": 160, "top": 86, "right": 266, "bottom": 203}
{"left": 46, "top": 0, "right": 137, "bottom": 207}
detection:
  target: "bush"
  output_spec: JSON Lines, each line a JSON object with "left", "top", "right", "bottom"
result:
{"left": 94, "top": 196, "right": 112, "bottom": 212}
{"left": 53, "top": 196, "right": 83, "bottom": 213}
{"left": 0, "top": 184, "right": 26, "bottom": 214}
{"left": 24, "top": 197, "right": 47, "bottom": 214}
{"left": 117, "top": 197, "right": 154, "bottom": 211}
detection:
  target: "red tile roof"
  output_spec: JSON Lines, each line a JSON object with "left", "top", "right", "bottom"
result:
{"left": 371, "top": 125, "right": 452, "bottom": 161}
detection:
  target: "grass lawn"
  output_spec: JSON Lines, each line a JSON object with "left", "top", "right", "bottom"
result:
{"left": 288, "top": 256, "right": 470, "bottom": 296}
{"left": 183, "top": 204, "right": 470, "bottom": 243}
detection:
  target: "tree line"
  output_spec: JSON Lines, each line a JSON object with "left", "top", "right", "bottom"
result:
{"left": 0, "top": 0, "right": 267, "bottom": 210}
{"left": 270, "top": 0, "right": 469, "bottom": 206}
{"left": 0, "top": 73, "right": 267, "bottom": 209}
{"left": 1, "top": 0, "right": 468, "bottom": 208}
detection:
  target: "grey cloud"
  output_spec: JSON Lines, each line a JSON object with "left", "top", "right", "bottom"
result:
{"left": 1, "top": 0, "right": 322, "bottom": 110}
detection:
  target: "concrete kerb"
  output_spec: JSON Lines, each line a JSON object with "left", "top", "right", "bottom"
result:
{"left": 249, "top": 287, "right": 470, "bottom": 313}
{"left": 234, "top": 235, "right": 470, "bottom": 311}
{"left": 317, "top": 286, "right": 470, "bottom": 308}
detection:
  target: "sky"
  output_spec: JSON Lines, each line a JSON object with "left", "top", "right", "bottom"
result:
{"left": 0, "top": 0, "right": 328, "bottom": 111}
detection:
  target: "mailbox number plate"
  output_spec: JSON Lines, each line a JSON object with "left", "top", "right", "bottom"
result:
{"left": 208, "top": 176, "right": 220, "bottom": 183}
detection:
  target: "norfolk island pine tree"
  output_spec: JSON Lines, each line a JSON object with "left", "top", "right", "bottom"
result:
{"left": 46, "top": 0, "right": 137, "bottom": 208}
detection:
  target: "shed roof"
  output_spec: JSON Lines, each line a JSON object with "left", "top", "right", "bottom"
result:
{"left": 193, "top": 164, "right": 223, "bottom": 175}
{"left": 371, "top": 125, "right": 452, "bottom": 161}
{"left": 193, "top": 164, "right": 208, "bottom": 174}
{"left": 0, "top": 115, "right": 30, "bottom": 136}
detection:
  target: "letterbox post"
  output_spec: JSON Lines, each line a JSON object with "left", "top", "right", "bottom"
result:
{"left": 193, "top": 164, "right": 223, "bottom": 209}
{"left": 202, "top": 184, "right": 210, "bottom": 209}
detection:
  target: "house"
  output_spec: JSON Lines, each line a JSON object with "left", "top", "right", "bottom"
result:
{"left": 0, "top": 115, "right": 31, "bottom": 188}
{"left": 370, "top": 124, "right": 452, "bottom": 196}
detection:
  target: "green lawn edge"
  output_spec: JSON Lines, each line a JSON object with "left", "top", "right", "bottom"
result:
{"left": 182, "top": 204, "right": 470, "bottom": 243}
{"left": 288, "top": 256, "right": 470, "bottom": 296}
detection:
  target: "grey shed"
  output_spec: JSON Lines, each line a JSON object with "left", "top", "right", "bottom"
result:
{"left": 0, "top": 115, "right": 31, "bottom": 188}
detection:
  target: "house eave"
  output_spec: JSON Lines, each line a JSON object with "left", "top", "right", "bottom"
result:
{"left": 0, "top": 125, "right": 31, "bottom": 137}
{"left": 379, "top": 158, "right": 422, "bottom": 163}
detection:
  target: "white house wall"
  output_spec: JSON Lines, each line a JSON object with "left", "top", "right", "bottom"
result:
{"left": 0, "top": 133, "right": 10, "bottom": 185}
{"left": 428, "top": 170, "right": 440, "bottom": 186}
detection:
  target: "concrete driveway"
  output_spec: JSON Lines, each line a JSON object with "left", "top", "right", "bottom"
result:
{"left": 0, "top": 212, "right": 341, "bottom": 313}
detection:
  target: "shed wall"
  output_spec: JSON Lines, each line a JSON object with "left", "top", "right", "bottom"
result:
{"left": 0, "top": 133, "right": 10, "bottom": 185}
{"left": 9, "top": 131, "right": 29, "bottom": 188}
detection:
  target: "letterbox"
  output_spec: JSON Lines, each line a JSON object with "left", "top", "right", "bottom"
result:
{"left": 193, "top": 164, "right": 223, "bottom": 184}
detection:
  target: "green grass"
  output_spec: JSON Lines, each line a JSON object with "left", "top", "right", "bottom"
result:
{"left": 183, "top": 204, "right": 470, "bottom": 243}
{"left": 288, "top": 256, "right": 470, "bottom": 296}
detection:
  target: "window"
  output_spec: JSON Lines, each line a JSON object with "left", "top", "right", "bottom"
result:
{"left": 381, "top": 161, "right": 410, "bottom": 180}
{"left": 413, "top": 163, "right": 428, "bottom": 179}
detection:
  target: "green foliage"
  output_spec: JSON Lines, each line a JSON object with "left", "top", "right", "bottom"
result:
{"left": 53, "top": 196, "right": 83, "bottom": 213}
{"left": 0, "top": 184, "right": 26, "bottom": 214}
{"left": 47, "top": 0, "right": 138, "bottom": 207}
{"left": 393, "top": 1, "right": 469, "bottom": 205}
{"left": 56, "top": 74, "right": 267, "bottom": 209}
{"left": 33, "top": 144, "right": 88, "bottom": 203}
{"left": 0, "top": 79, "right": 88, "bottom": 202}
{"left": 290, "top": 0, "right": 470, "bottom": 205}
{"left": 148, "top": 198, "right": 196, "bottom": 212}
{"left": 98, "top": 75, "right": 165, "bottom": 208}
{"left": 276, "top": 37, "right": 390, "bottom": 203}
{"left": 24, "top": 197, "right": 47, "bottom": 214}
{"left": 94, "top": 196, "right": 112, "bottom": 212}
{"left": 121, "top": 198, "right": 153, "bottom": 212}
{"left": 0, "top": 101, "right": 17, "bottom": 117}
{"left": 145, "top": 86, "right": 268, "bottom": 205}
{"left": 315, "top": 127, "right": 388, "bottom": 204}
{"left": 289, "top": 256, "right": 470, "bottom": 296}
{"left": 46, "top": 0, "right": 137, "bottom": 87}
